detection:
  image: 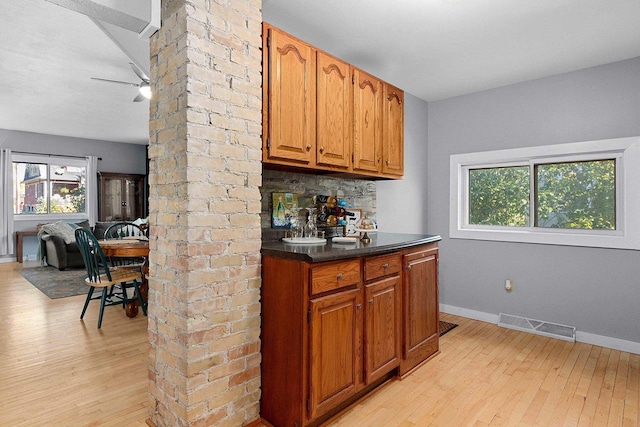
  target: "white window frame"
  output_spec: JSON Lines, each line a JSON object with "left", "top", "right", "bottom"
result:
{"left": 12, "top": 153, "right": 89, "bottom": 223}
{"left": 450, "top": 136, "right": 640, "bottom": 250}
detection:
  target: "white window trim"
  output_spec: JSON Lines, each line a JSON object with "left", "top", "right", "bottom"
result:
{"left": 450, "top": 136, "right": 640, "bottom": 250}
{"left": 12, "top": 153, "right": 90, "bottom": 222}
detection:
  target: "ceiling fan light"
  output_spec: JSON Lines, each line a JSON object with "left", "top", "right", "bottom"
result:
{"left": 139, "top": 84, "right": 152, "bottom": 99}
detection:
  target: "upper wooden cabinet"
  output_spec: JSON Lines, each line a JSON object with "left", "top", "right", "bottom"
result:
{"left": 316, "top": 51, "right": 352, "bottom": 170}
{"left": 382, "top": 84, "right": 405, "bottom": 176}
{"left": 97, "top": 172, "right": 147, "bottom": 222}
{"left": 262, "top": 22, "right": 404, "bottom": 179}
{"left": 352, "top": 68, "right": 383, "bottom": 174}
{"left": 263, "top": 24, "right": 316, "bottom": 165}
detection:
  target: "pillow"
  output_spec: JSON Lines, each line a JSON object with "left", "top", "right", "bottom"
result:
{"left": 75, "top": 220, "right": 91, "bottom": 230}
{"left": 41, "top": 221, "right": 77, "bottom": 244}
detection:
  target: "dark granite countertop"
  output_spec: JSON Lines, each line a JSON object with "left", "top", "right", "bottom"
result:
{"left": 261, "top": 232, "right": 441, "bottom": 263}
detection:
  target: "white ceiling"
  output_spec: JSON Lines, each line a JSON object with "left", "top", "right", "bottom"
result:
{"left": 1, "top": 0, "right": 640, "bottom": 145}
{"left": 0, "top": 0, "right": 150, "bottom": 144}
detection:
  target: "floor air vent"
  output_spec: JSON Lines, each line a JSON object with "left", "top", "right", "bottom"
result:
{"left": 498, "top": 313, "right": 576, "bottom": 342}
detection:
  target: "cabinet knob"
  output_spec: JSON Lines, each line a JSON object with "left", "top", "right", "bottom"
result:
{"left": 383, "top": 263, "right": 389, "bottom": 269}
{"left": 337, "top": 273, "right": 343, "bottom": 280}
{"left": 357, "top": 303, "right": 362, "bottom": 310}
{"left": 386, "top": 159, "right": 390, "bottom": 166}
{"left": 369, "top": 299, "right": 373, "bottom": 305}
{"left": 319, "top": 147, "right": 325, "bottom": 154}
{"left": 306, "top": 145, "right": 312, "bottom": 151}
{"left": 406, "top": 265, "right": 412, "bottom": 271}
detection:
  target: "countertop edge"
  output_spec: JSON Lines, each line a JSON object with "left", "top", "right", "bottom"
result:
{"left": 261, "top": 233, "right": 442, "bottom": 263}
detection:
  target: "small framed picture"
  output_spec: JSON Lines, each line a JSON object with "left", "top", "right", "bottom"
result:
{"left": 272, "top": 192, "right": 299, "bottom": 229}
{"left": 345, "top": 208, "right": 362, "bottom": 237}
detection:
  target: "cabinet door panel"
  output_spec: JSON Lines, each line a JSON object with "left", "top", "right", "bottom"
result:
{"left": 309, "top": 288, "right": 361, "bottom": 420}
{"left": 365, "top": 276, "right": 400, "bottom": 383}
{"left": 266, "top": 26, "right": 316, "bottom": 164}
{"left": 352, "top": 68, "right": 382, "bottom": 173}
{"left": 401, "top": 248, "right": 439, "bottom": 375}
{"left": 382, "top": 84, "right": 404, "bottom": 176}
{"left": 316, "top": 51, "right": 351, "bottom": 169}
{"left": 104, "top": 179, "right": 122, "bottom": 221}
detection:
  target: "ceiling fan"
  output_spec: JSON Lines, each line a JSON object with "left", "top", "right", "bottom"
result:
{"left": 91, "top": 62, "right": 151, "bottom": 102}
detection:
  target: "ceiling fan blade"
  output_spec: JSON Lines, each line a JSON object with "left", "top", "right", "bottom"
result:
{"left": 91, "top": 77, "right": 139, "bottom": 87}
{"left": 133, "top": 93, "right": 146, "bottom": 102}
{"left": 129, "top": 62, "right": 150, "bottom": 83}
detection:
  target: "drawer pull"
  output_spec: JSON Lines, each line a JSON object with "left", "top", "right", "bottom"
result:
{"left": 357, "top": 303, "right": 362, "bottom": 310}
{"left": 369, "top": 299, "right": 373, "bottom": 306}
{"left": 406, "top": 265, "right": 412, "bottom": 271}
{"left": 337, "top": 273, "right": 343, "bottom": 280}
{"left": 383, "top": 263, "right": 389, "bottom": 269}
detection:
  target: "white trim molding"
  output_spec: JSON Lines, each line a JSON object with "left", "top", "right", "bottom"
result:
{"left": 440, "top": 304, "right": 640, "bottom": 355}
{"left": 449, "top": 136, "right": 640, "bottom": 250}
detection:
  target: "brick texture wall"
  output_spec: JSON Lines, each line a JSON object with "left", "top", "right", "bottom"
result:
{"left": 148, "top": 0, "right": 262, "bottom": 425}
{"left": 260, "top": 169, "right": 377, "bottom": 241}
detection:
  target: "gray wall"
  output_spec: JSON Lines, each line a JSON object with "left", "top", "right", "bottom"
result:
{"left": 0, "top": 129, "right": 147, "bottom": 174}
{"left": 427, "top": 57, "right": 640, "bottom": 342}
{"left": 1, "top": 129, "right": 147, "bottom": 258}
{"left": 377, "top": 93, "right": 429, "bottom": 234}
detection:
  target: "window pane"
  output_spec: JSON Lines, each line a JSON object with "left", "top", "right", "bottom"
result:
{"left": 469, "top": 166, "right": 530, "bottom": 226}
{"left": 49, "top": 165, "right": 86, "bottom": 213}
{"left": 12, "top": 161, "right": 87, "bottom": 215}
{"left": 535, "top": 159, "right": 615, "bottom": 230}
{"left": 13, "top": 162, "right": 48, "bottom": 214}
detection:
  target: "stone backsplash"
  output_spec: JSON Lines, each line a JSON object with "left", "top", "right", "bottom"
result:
{"left": 260, "top": 169, "right": 376, "bottom": 241}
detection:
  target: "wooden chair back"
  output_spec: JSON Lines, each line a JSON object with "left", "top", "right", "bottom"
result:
{"left": 75, "top": 228, "right": 113, "bottom": 284}
{"left": 104, "top": 222, "right": 146, "bottom": 240}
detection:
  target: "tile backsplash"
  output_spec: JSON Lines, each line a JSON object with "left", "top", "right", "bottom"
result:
{"left": 260, "top": 169, "right": 376, "bottom": 241}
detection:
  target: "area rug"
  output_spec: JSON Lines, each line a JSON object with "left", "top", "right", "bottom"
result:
{"left": 19, "top": 266, "right": 88, "bottom": 299}
{"left": 439, "top": 320, "right": 458, "bottom": 337}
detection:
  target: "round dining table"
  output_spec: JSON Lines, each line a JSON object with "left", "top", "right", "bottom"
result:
{"left": 99, "top": 239, "right": 149, "bottom": 317}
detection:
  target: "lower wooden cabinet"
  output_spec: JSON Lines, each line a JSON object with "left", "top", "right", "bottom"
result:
{"left": 309, "top": 288, "right": 361, "bottom": 420}
{"left": 400, "top": 244, "right": 440, "bottom": 376}
{"left": 261, "top": 243, "right": 438, "bottom": 426}
{"left": 364, "top": 275, "right": 401, "bottom": 383}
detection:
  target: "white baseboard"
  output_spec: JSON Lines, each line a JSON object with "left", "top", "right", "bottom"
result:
{"left": 0, "top": 257, "right": 17, "bottom": 264}
{"left": 440, "top": 303, "right": 640, "bottom": 355}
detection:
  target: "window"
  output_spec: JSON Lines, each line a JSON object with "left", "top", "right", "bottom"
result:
{"left": 12, "top": 154, "right": 87, "bottom": 217}
{"left": 450, "top": 136, "right": 640, "bottom": 250}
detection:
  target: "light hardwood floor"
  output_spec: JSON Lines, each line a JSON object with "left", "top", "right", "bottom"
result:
{"left": 2, "top": 261, "right": 638, "bottom": 426}
{"left": 0, "top": 262, "right": 149, "bottom": 426}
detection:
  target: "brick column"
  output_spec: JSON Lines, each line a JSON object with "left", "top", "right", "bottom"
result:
{"left": 148, "top": 0, "right": 262, "bottom": 425}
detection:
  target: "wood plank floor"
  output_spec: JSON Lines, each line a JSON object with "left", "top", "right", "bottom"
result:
{"left": 0, "top": 262, "right": 149, "bottom": 426}
{"left": 328, "top": 313, "right": 640, "bottom": 427}
{"left": 2, "top": 261, "right": 639, "bottom": 426}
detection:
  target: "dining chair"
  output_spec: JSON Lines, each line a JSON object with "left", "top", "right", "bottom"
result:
{"left": 103, "top": 222, "right": 147, "bottom": 267}
{"left": 75, "top": 228, "right": 147, "bottom": 329}
{"left": 103, "top": 222, "right": 147, "bottom": 239}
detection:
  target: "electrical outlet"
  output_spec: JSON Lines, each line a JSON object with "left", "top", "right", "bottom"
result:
{"left": 505, "top": 279, "right": 513, "bottom": 292}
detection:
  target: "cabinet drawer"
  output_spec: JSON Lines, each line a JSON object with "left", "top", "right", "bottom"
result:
{"left": 364, "top": 253, "right": 401, "bottom": 281}
{"left": 311, "top": 260, "right": 361, "bottom": 295}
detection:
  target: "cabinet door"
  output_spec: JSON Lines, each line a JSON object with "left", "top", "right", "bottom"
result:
{"left": 352, "top": 68, "right": 382, "bottom": 174}
{"left": 316, "top": 51, "right": 351, "bottom": 169}
{"left": 364, "top": 275, "right": 400, "bottom": 384}
{"left": 103, "top": 178, "right": 123, "bottom": 221}
{"left": 264, "top": 25, "right": 316, "bottom": 164}
{"left": 98, "top": 173, "right": 146, "bottom": 222}
{"left": 309, "top": 288, "right": 362, "bottom": 420}
{"left": 401, "top": 247, "right": 439, "bottom": 376}
{"left": 382, "top": 84, "right": 404, "bottom": 176}
{"left": 123, "top": 178, "right": 142, "bottom": 221}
